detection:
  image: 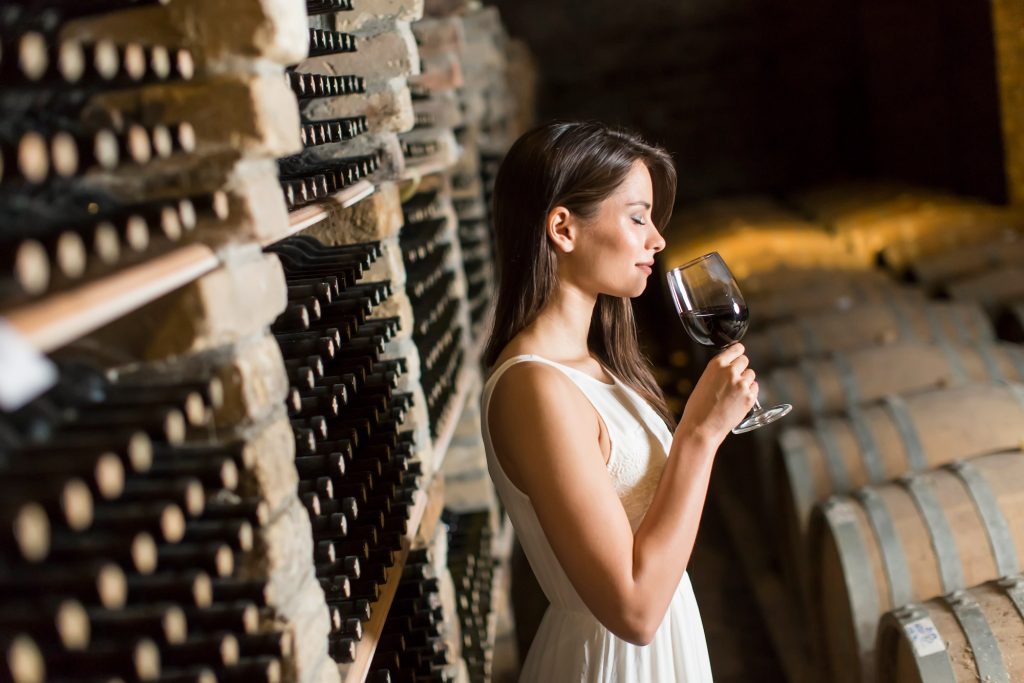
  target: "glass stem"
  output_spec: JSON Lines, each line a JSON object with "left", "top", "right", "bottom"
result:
{"left": 752, "top": 399, "right": 763, "bottom": 411}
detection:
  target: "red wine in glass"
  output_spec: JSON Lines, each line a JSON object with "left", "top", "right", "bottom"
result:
{"left": 678, "top": 303, "right": 750, "bottom": 348}
{"left": 667, "top": 252, "right": 791, "bottom": 434}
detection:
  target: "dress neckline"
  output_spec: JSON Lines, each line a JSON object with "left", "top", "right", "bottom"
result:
{"left": 488, "top": 353, "right": 618, "bottom": 387}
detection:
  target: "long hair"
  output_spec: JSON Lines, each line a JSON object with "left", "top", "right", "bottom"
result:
{"left": 484, "top": 120, "right": 678, "bottom": 428}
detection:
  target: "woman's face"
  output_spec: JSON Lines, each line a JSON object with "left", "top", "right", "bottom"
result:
{"left": 559, "top": 160, "right": 667, "bottom": 298}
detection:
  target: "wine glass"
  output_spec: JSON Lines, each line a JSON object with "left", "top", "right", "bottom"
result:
{"left": 666, "top": 252, "right": 791, "bottom": 434}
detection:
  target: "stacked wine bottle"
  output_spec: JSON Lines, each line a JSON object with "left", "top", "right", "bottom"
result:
{"left": 450, "top": 182, "right": 493, "bottom": 339}
{"left": 443, "top": 511, "right": 495, "bottom": 682}
{"left": 367, "top": 547, "right": 457, "bottom": 682}
{"left": 399, "top": 190, "right": 466, "bottom": 438}
{"left": 0, "top": 364, "right": 291, "bottom": 683}
{"left": 0, "top": 2, "right": 231, "bottom": 307}
{"left": 278, "top": 6, "right": 384, "bottom": 211}
{"left": 267, "top": 235, "right": 423, "bottom": 664}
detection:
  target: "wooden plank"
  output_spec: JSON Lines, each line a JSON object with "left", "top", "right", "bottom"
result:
{"left": 3, "top": 243, "right": 218, "bottom": 353}
{"left": 273, "top": 180, "right": 377, "bottom": 246}
{"left": 414, "top": 475, "right": 446, "bottom": 548}
{"left": 992, "top": 0, "right": 1024, "bottom": 204}
{"left": 715, "top": 480, "right": 821, "bottom": 683}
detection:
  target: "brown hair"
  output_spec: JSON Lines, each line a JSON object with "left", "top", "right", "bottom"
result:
{"left": 484, "top": 120, "right": 678, "bottom": 427}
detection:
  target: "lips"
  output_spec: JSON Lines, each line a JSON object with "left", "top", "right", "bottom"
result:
{"left": 637, "top": 263, "right": 653, "bottom": 275}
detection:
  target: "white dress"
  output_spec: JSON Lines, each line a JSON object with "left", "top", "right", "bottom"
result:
{"left": 480, "top": 354, "right": 714, "bottom": 682}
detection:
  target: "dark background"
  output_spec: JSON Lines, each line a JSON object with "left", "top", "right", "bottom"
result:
{"left": 492, "top": 0, "right": 1007, "bottom": 206}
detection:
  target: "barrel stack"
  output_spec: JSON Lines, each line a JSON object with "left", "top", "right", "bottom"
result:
{"left": 659, "top": 182, "right": 1024, "bottom": 683}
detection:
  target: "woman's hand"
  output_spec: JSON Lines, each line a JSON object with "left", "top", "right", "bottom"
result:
{"left": 676, "top": 343, "right": 758, "bottom": 448}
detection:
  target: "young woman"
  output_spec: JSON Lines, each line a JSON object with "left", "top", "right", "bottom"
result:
{"left": 481, "top": 121, "right": 758, "bottom": 681}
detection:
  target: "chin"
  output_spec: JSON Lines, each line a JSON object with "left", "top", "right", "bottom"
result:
{"left": 606, "top": 283, "right": 647, "bottom": 299}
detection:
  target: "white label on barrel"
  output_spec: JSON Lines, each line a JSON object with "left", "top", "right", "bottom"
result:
{"left": 904, "top": 617, "right": 946, "bottom": 658}
{"left": 828, "top": 501, "right": 859, "bottom": 527}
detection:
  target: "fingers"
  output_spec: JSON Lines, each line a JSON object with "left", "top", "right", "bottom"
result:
{"left": 730, "top": 353, "right": 750, "bottom": 378}
{"left": 739, "top": 367, "right": 756, "bottom": 390}
{"left": 715, "top": 343, "right": 745, "bottom": 366}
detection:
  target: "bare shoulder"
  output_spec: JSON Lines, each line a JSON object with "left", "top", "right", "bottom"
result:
{"left": 488, "top": 360, "right": 597, "bottom": 434}
{"left": 487, "top": 360, "right": 601, "bottom": 491}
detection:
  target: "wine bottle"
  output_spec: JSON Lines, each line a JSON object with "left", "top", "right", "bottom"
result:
{"left": 87, "top": 604, "right": 189, "bottom": 646}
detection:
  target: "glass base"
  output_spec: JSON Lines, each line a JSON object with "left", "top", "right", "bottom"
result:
{"left": 731, "top": 403, "right": 792, "bottom": 434}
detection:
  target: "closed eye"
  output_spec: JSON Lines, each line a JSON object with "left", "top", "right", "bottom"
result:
{"left": 631, "top": 215, "right": 646, "bottom": 225}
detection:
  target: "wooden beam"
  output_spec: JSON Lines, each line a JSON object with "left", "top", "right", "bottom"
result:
{"left": 992, "top": 0, "right": 1024, "bottom": 204}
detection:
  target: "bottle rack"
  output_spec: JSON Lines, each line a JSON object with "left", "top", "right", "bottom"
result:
{"left": 0, "top": 2, "right": 533, "bottom": 682}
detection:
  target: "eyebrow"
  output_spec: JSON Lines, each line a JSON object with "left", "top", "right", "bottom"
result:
{"left": 627, "top": 201, "right": 652, "bottom": 208}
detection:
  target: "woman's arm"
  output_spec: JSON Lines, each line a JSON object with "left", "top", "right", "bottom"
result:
{"left": 487, "top": 344, "right": 754, "bottom": 645}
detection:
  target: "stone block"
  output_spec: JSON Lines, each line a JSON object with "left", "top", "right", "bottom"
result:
{"left": 384, "top": 334, "right": 422, "bottom": 389}
{"left": 412, "top": 91, "right": 464, "bottom": 129}
{"left": 302, "top": 77, "right": 415, "bottom": 135}
{"left": 408, "top": 52, "right": 463, "bottom": 93}
{"left": 412, "top": 17, "right": 464, "bottom": 56}
{"left": 460, "top": 7, "right": 508, "bottom": 86}
{"left": 334, "top": 0, "right": 425, "bottom": 32}
{"left": 271, "top": 571, "right": 334, "bottom": 683}
{"left": 298, "top": 22, "right": 420, "bottom": 83}
{"left": 235, "top": 411, "right": 300, "bottom": 516}
{"left": 60, "top": 0, "right": 307, "bottom": 66}
{"left": 362, "top": 235, "right": 408, "bottom": 289}
{"left": 92, "top": 72, "right": 302, "bottom": 160}
{"left": 218, "top": 158, "right": 293, "bottom": 244}
{"left": 171, "top": 0, "right": 309, "bottom": 65}
{"left": 423, "top": 0, "right": 473, "bottom": 17}
{"left": 371, "top": 288, "right": 415, "bottom": 334}
{"left": 400, "top": 126, "right": 460, "bottom": 168}
{"left": 242, "top": 496, "right": 315, "bottom": 602}
{"left": 106, "top": 330, "right": 289, "bottom": 429}
{"left": 302, "top": 182, "right": 404, "bottom": 244}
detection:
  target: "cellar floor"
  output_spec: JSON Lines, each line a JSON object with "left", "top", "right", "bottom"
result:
{"left": 490, "top": 486, "right": 786, "bottom": 682}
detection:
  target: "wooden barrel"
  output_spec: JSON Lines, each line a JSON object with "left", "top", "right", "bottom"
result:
{"left": 778, "top": 383, "right": 1024, "bottom": 604}
{"left": 877, "top": 209, "right": 1023, "bottom": 274}
{"left": 739, "top": 267, "right": 894, "bottom": 297}
{"left": 744, "top": 300, "right": 994, "bottom": 369}
{"left": 876, "top": 576, "right": 1024, "bottom": 682}
{"left": 944, "top": 265, "right": 1024, "bottom": 315}
{"left": 840, "top": 204, "right": 1022, "bottom": 271}
{"left": 663, "top": 198, "right": 867, "bottom": 282}
{"left": 780, "top": 381, "right": 1024, "bottom": 544}
{"left": 748, "top": 281, "right": 920, "bottom": 325}
{"left": 809, "top": 451, "right": 1024, "bottom": 683}
{"left": 907, "top": 236, "right": 1024, "bottom": 288}
{"left": 764, "top": 341, "right": 1024, "bottom": 422}
{"left": 791, "top": 184, "right": 951, "bottom": 227}
{"left": 753, "top": 343, "right": 1024, "bottom": 536}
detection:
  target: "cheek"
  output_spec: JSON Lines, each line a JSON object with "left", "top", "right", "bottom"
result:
{"left": 587, "top": 229, "right": 636, "bottom": 269}
{"left": 614, "top": 225, "right": 646, "bottom": 253}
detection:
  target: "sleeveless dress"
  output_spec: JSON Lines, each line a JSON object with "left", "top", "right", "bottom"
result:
{"left": 480, "top": 354, "right": 714, "bottom": 682}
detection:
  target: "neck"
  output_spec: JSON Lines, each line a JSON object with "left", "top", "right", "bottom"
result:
{"left": 521, "top": 282, "right": 597, "bottom": 361}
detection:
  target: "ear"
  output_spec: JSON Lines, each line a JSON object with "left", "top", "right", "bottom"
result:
{"left": 546, "top": 206, "right": 577, "bottom": 254}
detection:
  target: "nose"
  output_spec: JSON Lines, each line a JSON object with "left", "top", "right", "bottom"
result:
{"left": 648, "top": 226, "right": 666, "bottom": 253}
